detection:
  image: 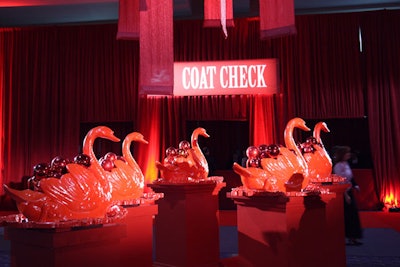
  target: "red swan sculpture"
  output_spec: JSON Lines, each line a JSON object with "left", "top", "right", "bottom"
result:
{"left": 155, "top": 127, "right": 210, "bottom": 183}
{"left": 4, "top": 126, "right": 120, "bottom": 222}
{"left": 187, "top": 127, "right": 210, "bottom": 180}
{"left": 260, "top": 118, "right": 311, "bottom": 192}
{"left": 302, "top": 122, "right": 332, "bottom": 181}
{"left": 105, "top": 132, "right": 148, "bottom": 203}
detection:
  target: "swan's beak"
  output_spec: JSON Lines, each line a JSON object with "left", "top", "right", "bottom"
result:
{"left": 298, "top": 121, "right": 311, "bottom": 132}
{"left": 137, "top": 134, "right": 149, "bottom": 144}
{"left": 140, "top": 138, "right": 149, "bottom": 145}
{"left": 301, "top": 125, "right": 311, "bottom": 132}
{"left": 322, "top": 122, "right": 330, "bottom": 132}
{"left": 97, "top": 126, "right": 121, "bottom": 142}
{"left": 289, "top": 117, "right": 311, "bottom": 132}
{"left": 194, "top": 127, "right": 210, "bottom": 138}
{"left": 108, "top": 135, "right": 121, "bottom": 142}
{"left": 202, "top": 132, "right": 210, "bottom": 138}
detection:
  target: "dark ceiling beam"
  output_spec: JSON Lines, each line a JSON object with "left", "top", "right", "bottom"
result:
{"left": 295, "top": 2, "right": 400, "bottom": 15}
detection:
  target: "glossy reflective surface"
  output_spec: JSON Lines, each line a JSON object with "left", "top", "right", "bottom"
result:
{"left": 2, "top": 126, "right": 155, "bottom": 225}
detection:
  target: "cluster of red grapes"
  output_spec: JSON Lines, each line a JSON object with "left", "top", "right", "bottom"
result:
{"left": 31, "top": 151, "right": 126, "bottom": 183}
{"left": 245, "top": 144, "right": 281, "bottom": 168}
{"left": 163, "top": 140, "right": 191, "bottom": 165}
{"left": 29, "top": 153, "right": 90, "bottom": 191}
{"left": 98, "top": 152, "right": 126, "bottom": 171}
{"left": 298, "top": 137, "right": 323, "bottom": 154}
{"left": 32, "top": 154, "right": 90, "bottom": 181}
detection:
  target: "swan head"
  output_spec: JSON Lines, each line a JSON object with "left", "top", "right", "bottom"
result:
{"left": 128, "top": 132, "right": 149, "bottom": 144}
{"left": 317, "top": 122, "right": 330, "bottom": 133}
{"left": 287, "top": 117, "right": 311, "bottom": 132}
{"left": 86, "top": 126, "right": 120, "bottom": 142}
{"left": 284, "top": 118, "right": 310, "bottom": 149}
{"left": 192, "top": 127, "right": 210, "bottom": 139}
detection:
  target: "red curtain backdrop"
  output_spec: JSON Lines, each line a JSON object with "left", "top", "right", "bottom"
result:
{"left": 0, "top": 24, "right": 140, "bottom": 194}
{"left": 293, "top": 13, "right": 365, "bottom": 119}
{"left": 0, "top": 11, "right": 399, "bottom": 208}
{"left": 361, "top": 10, "right": 400, "bottom": 208}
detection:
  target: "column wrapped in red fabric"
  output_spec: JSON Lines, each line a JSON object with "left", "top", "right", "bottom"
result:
{"left": 139, "top": 0, "right": 174, "bottom": 95}
{"left": 203, "top": 0, "right": 234, "bottom": 38}
{"left": 259, "top": 0, "right": 296, "bottom": 39}
{"left": 117, "top": 0, "right": 140, "bottom": 40}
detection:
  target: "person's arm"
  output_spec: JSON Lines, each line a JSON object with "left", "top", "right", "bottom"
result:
{"left": 351, "top": 177, "right": 360, "bottom": 191}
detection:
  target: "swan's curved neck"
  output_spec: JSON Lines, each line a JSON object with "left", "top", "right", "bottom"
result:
{"left": 83, "top": 133, "right": 110, "bottom": 189}
{"left": 284, "top": 124, "right": 307, "bottom": 164}
{"left": 284, "top": 124, "right": 299, "bottom": 152}
{"left": 123, "top": 139, "right": 140, "bottom": 169}
{"left": 313, "top": 125, "right": 322, "bottom": 144}
{"left": 191, "top": 133, "right": 200, "bottom": 149}
{"left": 83, "top": 135, "right": 96, "bottom": 161}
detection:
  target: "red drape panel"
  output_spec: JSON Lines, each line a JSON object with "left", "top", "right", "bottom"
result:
{"left": 136, "top": 96, "right": 161, "bottom": 183}
{"left": 259, "top": 0, "right": 296, "bottom": 39}
{"left": 203, "top": 0, "right": 234, "bottom": 39}
{"left": 203, "top": 0, "right": 234, "bottom": 26}
{"left": 117, "top": 0, "right": 140, "bottom": 40}
{"left": 249, "top": 95, "right": 277, "bottom": 146}
{"left": 0, "top": 30, "right": 6, "bottom": 193}
{"left": 139, "top": 0, "right": 174, "bottom": 95}
{"left": 361, "top": 10, "right": 400, "bottom": 207}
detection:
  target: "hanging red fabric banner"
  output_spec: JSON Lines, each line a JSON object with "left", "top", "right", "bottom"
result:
{"left": 117, "top": 0, "right": 140, "bottom": 40}
{"left": 259, "top": 0, "right": 296, "bottom": 39}
{"left": 139, "top": 0, "right": 174, "bottom": 95}
{"left": 203, "top": 0, "right": 234, "bottom": 38}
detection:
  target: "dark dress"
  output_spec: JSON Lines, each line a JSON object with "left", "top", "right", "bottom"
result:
{"left": 333, "top": 161, "right": 363, "bottom": 241}
{"left": 344, "top": 178, "right": 363, "bottom": 240}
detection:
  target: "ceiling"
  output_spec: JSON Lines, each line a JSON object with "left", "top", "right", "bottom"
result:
{"left": 1, "top": 0, "right": 400, "bottom": 27}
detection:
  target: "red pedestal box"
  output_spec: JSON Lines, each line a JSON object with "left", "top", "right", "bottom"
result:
{"left": 119, "top": 204, "right": 158, "bottom": 267}
{"left": 319, "top": 183, "right": 350, "bottom": 267}
{"left": 149, "top": 182, "right": 224, "bottom": 267}
{"left": 5, "top": 223, "right": 125, "bottom": 267}
{"left": 221, "top": 190, "right": 346, "bottom": 267}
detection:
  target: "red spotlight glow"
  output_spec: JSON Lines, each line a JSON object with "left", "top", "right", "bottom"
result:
{"left": 384, "top": 193, "right": 399, "bottom": 212}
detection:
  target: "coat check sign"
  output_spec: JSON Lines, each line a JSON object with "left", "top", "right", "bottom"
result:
{"left": 174, "top": 59, "right": 279, "bottom": 96}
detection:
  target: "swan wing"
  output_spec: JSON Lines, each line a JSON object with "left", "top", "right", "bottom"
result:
{"left": 4, "top": 184, "right": 46, "bottom": 203}
{"left": 110, "top": 160, "right": 144, "bottom": 200}
{"left": 233, "top": 163, "right": 274, "bottom": 191}
{"left": 260, "top": 147, "right": 308, "bottom": 191}
{"left": 303, "top": 146, "right": 332, "bottom": 180}
{"left": 40, "top": 163, "right": 104, "bottom": 212}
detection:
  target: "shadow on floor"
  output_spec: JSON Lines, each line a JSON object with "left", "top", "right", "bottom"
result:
{"left": 1, "top": 226, "right": 400, "bottom": 267}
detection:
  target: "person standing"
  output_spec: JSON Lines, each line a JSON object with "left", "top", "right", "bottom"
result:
{"left": 332, "top": 145, "right": 363, "bottom": 245}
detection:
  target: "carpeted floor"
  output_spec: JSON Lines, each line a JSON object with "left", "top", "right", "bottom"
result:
{"left": 1, "top": 211, "right": 400, "bottom": 267}
{"left": 218, "top": 210, "right": 400, "bottom": 267}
